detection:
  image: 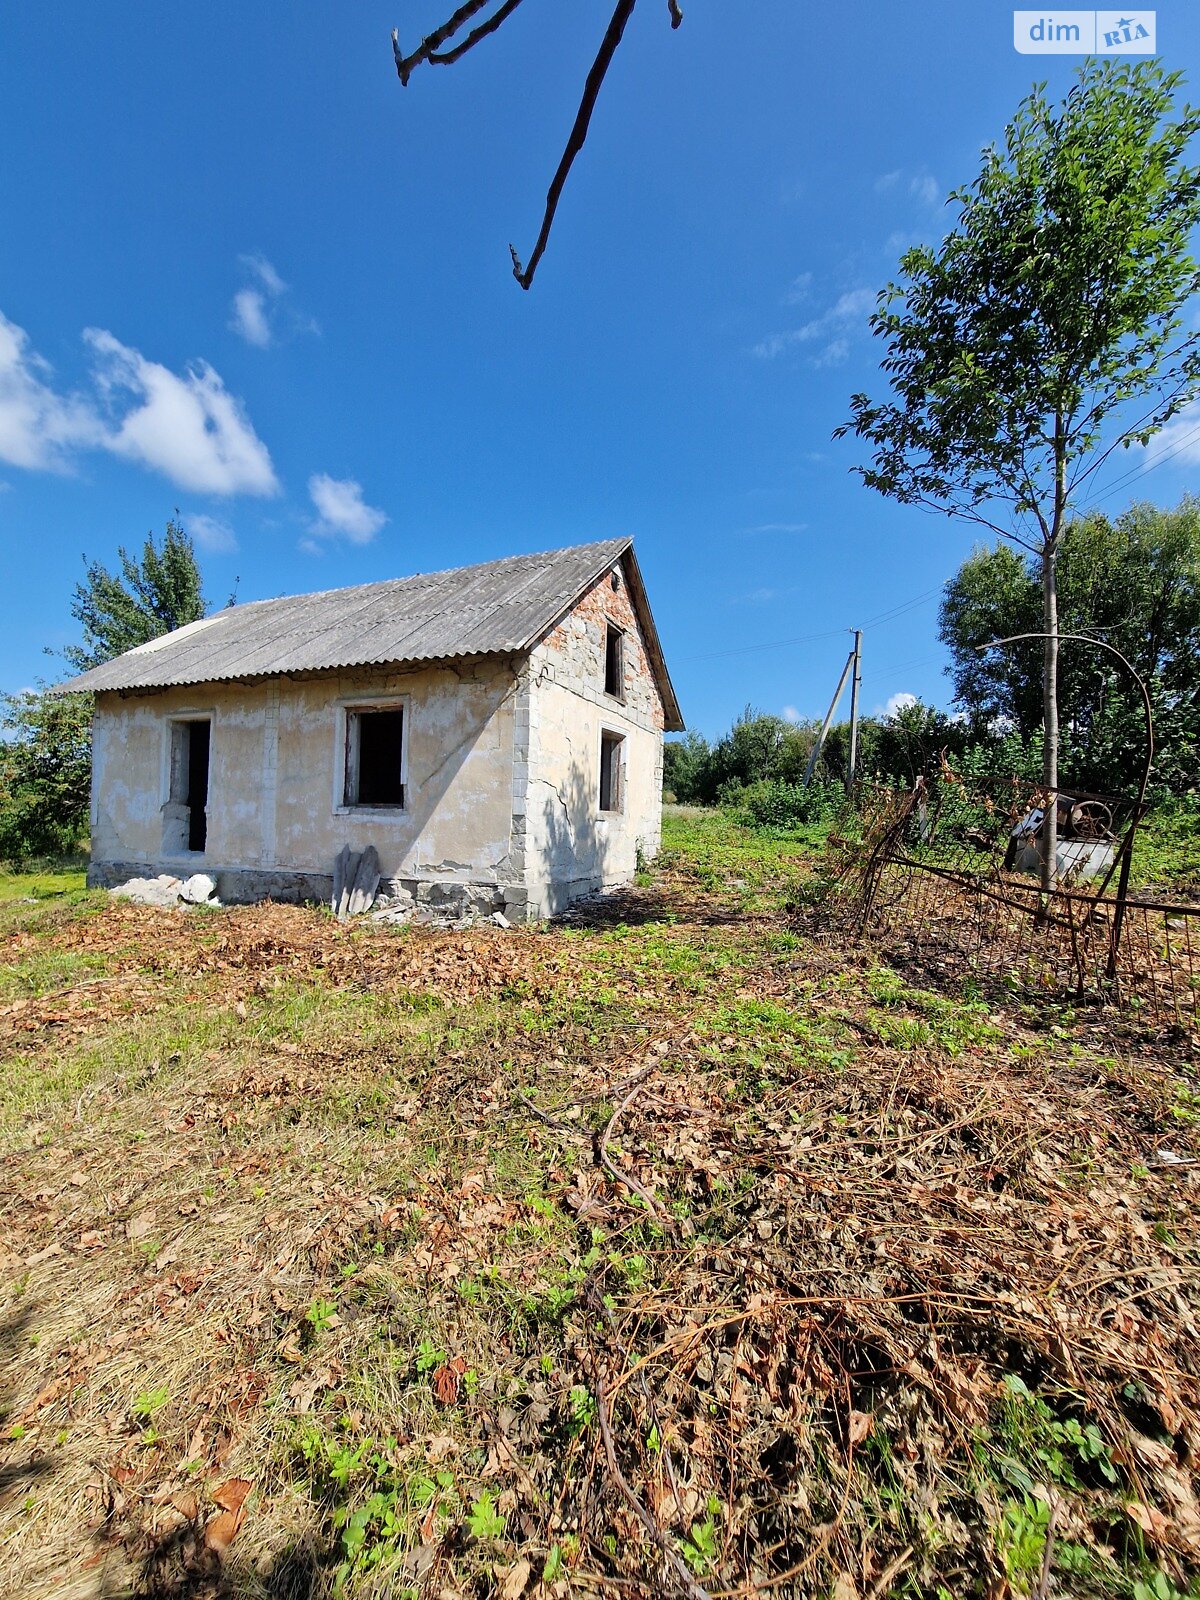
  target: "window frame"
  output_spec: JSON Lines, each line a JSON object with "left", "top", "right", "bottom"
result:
{"left": 603, "top": 620, "right": 626, "bottom": 702}
{"left": 598, "top": 726, "right": 626, "bottom": 816}
{"left": 333, "top": 694, "right": 410, "bottom": 816}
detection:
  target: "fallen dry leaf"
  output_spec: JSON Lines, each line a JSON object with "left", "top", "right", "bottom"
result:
{"left": 499, "top": 1559, "right": 532, "bottom": 1600}
{"left": 126, "top": 1210, "right": 156, "bottom": 1241}
{"left": 204, "top": 1504, "right": 247, "bottom": 1556}
{"left": 848, "top": 1410, "right": 874, "bottom": 1447}
{"left": 212, "top": 1477, "right": 253, "bottom": 1515}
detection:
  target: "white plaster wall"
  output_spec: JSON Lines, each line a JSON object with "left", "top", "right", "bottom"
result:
{"left": 523, "top": 564, "right": 665, "bottom": 915}
{"left": 90, "top": 657, "right": 521, "bottom": 885}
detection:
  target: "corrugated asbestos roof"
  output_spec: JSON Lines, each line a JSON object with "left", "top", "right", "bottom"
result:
{"left": 61, "top": 538, "right": 684, "bottom": 730}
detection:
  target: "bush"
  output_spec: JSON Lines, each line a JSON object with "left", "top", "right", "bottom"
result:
{"left": 738, "top": 778, "right": 846, "bottom": 833}
{"left": 0, "top": 690, "right": 92, "bottom": 865}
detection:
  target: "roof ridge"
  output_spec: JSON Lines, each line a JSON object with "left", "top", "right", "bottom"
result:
{"left": 232, "top": 537, "right": 630, "bottom": 613}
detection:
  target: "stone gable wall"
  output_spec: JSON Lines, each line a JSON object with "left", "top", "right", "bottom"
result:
{"left": 521, "top": 559, "right": 666, "bottom": 917}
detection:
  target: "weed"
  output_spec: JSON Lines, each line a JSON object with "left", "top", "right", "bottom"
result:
{"left": 999, "top": 1496, "right": 1050, "bottom": 1586}
{"left": 985, "top": 1376, "right": 1119, "bottom": 1493}
{"left": 131, "top": 1387, "right": 170, "bottom": 1423}
{"left": 569, "top": 1384, "right": 597, "bottom": 1434}
{"left": 1169, "top": 1081, "right": 1200, "bottom": 1125}
{"left": 305, "top": 1297, "right": 339, "bottom": 1335}
{"left": 466, "top": 1490, "right": 506, "bottom": 1540}
{"left": 414, "top": 1338, "right": 446, "bottom": 1376}
{"left": 680, "top": 1498, "right": 722, "bottom": 1576}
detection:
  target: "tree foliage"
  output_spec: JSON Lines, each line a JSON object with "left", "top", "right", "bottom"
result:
{"left": 663, "top": 703, "right": 968, "bottom": 811}
{"left": 838, "top": 60, "right": 1200, "bottom": 884}
{"left": 0, "top": 691, "right": 92, "bottom": 862}
{"left": 940, "top": 500, "right": 1200, "bottom": 794}
{"left": 62, "top": 518, "right": 209, "bottom": 674}
{"left": 1, "top": 518, "right": 215, "bottom": 864}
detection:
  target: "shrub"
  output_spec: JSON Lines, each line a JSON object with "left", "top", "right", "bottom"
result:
{"left": 738, "top": 779, "right": 845, "bottom": 833}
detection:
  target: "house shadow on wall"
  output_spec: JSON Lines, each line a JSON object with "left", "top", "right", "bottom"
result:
{"left": 532, "top": 755, "right": 674, "bottom": 927}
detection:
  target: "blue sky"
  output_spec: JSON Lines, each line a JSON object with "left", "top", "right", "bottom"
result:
{"left": 3, "top": 3, "right": 1199, "bottom": 736}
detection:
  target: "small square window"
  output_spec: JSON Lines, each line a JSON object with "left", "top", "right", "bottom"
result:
{"left": 345, "top": 707, "right": 405, "bottom": 807}
{"left": 600, "top": 730, "right": 625, "bottom": 814}
{"left": 604, "top": 622, "right": 625, "bottom": 699}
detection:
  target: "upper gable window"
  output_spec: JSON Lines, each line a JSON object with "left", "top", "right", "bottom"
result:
{"left": 604, "top": 622, "right": 625, "bottom": 701}
{"left": 344, "top": 706, "right": 406, "bottom": 808}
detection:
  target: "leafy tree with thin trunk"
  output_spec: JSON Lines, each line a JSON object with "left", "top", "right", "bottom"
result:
{"left": 837, "top": 62, "right": 1200, "bottom": 891}
{"left": 60, "top": 517, "right": 211, "bottom": 674}
{"left": 940, "top": 500, "right": 1200, "bottom": 795}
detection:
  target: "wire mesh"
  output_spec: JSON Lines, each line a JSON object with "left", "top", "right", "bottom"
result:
{"left": 829, "top": 776, "right": 1200, "bottom": 1026}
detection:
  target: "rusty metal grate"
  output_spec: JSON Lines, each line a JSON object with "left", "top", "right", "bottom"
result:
{"left": 829, "top": 777, "right": 1200, "bottom": 1026}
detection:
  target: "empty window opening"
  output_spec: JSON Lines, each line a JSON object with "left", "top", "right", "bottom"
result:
{"left": 164, "top": 718, "right": 211, "bottom": 855}
{"left": 600, "top": 730, "right": 625, "bottom": 814}
{"left": 604, "top": 623, "right": 625, "bottom": 699}
{"left": 345, "top": 707, "right": 406, "bottom": 807}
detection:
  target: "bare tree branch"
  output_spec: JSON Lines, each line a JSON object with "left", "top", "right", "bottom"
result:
{"left": 510, "top": 0, "right": 638, "bottom": 289}
{"left": 428, "top": 0, "right": 529, "bottom": 65}
{"left": 392, "top": 0, "right": 683, "bottom": 286}
{"left": 392, "top": 0, "right": 493, "bottom": 84}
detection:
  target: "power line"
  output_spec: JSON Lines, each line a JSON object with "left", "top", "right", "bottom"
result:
{"left": 679, "top": 585, "right": 942, "bottom": 665}
{"left": 1080, "top": 417, "right": 1200, "bottom": 509}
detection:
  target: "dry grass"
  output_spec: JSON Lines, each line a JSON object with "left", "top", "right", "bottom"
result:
{"left": 1, "top": 814, "right": 1198, "bottom": 1600}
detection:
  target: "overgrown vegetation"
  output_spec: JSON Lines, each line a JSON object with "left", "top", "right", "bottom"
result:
{"left": 2, "top": 812, "right": 1198, "bottom": 1598}
{"left": 0, "top": 517, "right": 218, "bottom": 865}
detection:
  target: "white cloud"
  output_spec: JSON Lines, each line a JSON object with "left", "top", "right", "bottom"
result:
{"left": 298, "top": 536, "right": 325, "bottom": 557}
{"left": 875, "top": 169, "right": 939, "bottom": 207}
{"left": 784, "top": 272, "right": 813, "bottom": 305}
{"left": 242, "top": 252, "right": 286, "bottom": 297}
{"left": 230, "top": 254, "right": 318, "bottom": 348}
{"left": 741, "top": 521, "right": 808, "bottom": 535}
{"left": 230, "top": 289, "right": 272, "bottom": 349}
{"left": 812, "top": 337, "right": 849, "bottom": 369}
{"left": 753, "top": 287, "right": 875, "bottom": 361}
{"left": 1142, "top": 397, "right": 1200, "bottom": 468}
{"left": 909, "top": 174, "right": 940, "bottom": 207}
{"left": 782, "top": 705, "right": 801, "bottom": 724}
{"left": 881, "top": 691, "right": 918, "bottom": 720}
{"left": 0, "top": 311, "right": 277, "bottom": 497}
{"left": 0, "top": 311, "right": 102, "bottom": 470}
{"left": 186, "top": 512, "right": 238, "bottom": 554}
{"left": 86, "top": 329, "right": 279, "bottom": 496}
{"left": 308, "top": 473, "right": 388, "bottom": 543}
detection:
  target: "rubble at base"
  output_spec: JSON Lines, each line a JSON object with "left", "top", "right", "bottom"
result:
{"left": 110, "top": 873, "right": 220, "bottom": 909}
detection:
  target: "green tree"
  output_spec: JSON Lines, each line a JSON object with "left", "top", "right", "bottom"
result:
{"left": 839, "top": 62, "right": 1200, "bottom": 888}
{"left": 0, "top": 517, "right": 218, "bottom": 864}
{"left": 940, "top": 500, "right": 1200, "bottom": 793}
{"left": 62, "top": 517, "right": 209, "bottom": 673}
{"left": 0, "top": 691, "right": 92, "bottom": 861}
{"left": 663, "top": 730, "right": 712, "bottom": 802}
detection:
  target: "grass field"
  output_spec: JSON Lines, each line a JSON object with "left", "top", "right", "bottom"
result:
{"left": 2, "top": 812, "right": 1199, "bottom": 1600}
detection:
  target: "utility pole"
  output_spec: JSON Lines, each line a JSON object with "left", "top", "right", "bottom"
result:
{"left": 847, "top": 629, "right": 862, "bottom": 789}
{"left": 803, "top": 647, "right": 855, "bottom": 786}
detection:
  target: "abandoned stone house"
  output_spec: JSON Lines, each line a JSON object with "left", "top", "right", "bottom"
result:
{"left": 63, "top": 538, "right": 683, "bottom": 921}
